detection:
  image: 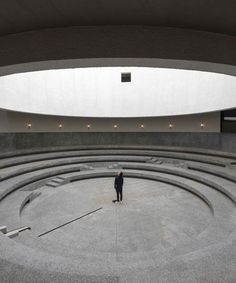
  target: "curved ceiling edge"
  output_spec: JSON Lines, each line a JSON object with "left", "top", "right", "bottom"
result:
{"left": 1, "top": 59, "right": 236, "bottom": 77}
{"left": 0, "top": 26, "right": 235, "bottom": 76}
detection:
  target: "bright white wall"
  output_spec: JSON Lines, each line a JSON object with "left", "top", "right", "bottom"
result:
{"left": 0, "top": 67, "right": 235, "bottom": 117}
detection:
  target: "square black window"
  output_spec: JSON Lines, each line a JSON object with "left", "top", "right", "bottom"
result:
{"left": 121, "top": 72, "right": 131, "bottom": 82}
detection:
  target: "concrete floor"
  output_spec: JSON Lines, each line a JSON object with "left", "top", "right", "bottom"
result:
{"left": 19, "top": 178, "right": 212, "bottom": 257}
{"left": 1, "top": 166, "right": 236, "bottom": 282}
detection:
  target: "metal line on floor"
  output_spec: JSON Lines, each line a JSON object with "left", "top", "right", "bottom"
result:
{"left": 38, "top": 207, "right": 103, "bottom": 237}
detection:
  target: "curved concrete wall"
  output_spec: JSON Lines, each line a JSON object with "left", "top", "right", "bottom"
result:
{"left": 0, "top": 68, "right": 235, "bottom": 117}
{"left": 1, "top": 132, "right": 236, "bottom": 153}
{"left": 0, "top": 26, "right": 236, "bottom": 77}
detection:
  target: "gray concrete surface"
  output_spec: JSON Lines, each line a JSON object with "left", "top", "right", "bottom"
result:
{"left": 0, "top": 26, "right": 236, "bottom": 77}
{"left": 0, "top": 148, "right": 236, "bottom": 282}
{"left": 1, "top": 132, "right": 236, "bottom": 153}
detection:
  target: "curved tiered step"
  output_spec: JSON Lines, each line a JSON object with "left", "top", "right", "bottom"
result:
{"left": 0, "top": 145, "right": 236, "bottom": 283}
{"left": 118, "top": 162, "right": 236, "bottom": 205}
{"left": 0, "top": 164, "right": 83, "bottom": 201}
{"left": 0, "top": 147, "right": 234, "bottom": 170}
{"left": 0, "top": 146, "right": 236, "bottom": 207}
{"left": 0, "top": 156, "right": 149, "bottom": 181}
{"left": 1, "top": 145, "right": 236, "bottom": 160}
{"left": 187, "top": 163, "right": 236, "bottom": 183}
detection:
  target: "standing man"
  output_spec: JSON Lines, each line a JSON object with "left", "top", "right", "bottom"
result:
{"left": 114, "top": 172, "right": 124, "bottom": 203}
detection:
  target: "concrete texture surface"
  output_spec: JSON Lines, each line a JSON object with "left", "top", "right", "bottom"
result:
{"left": 1, "top": 132, "right": 236, "bottom": 153}
{"left": 0, "top": 148, "right": 236, "bottom": 282}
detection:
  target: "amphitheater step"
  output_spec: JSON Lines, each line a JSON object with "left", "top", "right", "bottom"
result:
{"left": 0, "top": 226, "right": 7, "bottom": 234}
{"left": 20, "top": 191, "right": 42, "bottom": 214}
{"left": 6, "top": 230, "right": 19, "bottom": 238}
{"left": 146, "top": 157, "right": 163, "bottom": 164}
{"left": 108, "top": 163, "right": 122, "bottom": 169}
{"left": 51, "top": 179, "right": 63, "bottom": 184}
{"left": 117, "top": 162, "right": 236, "bottom": 205}
{"left": 46, "top": 177, "right": 69, "bottom": 188}
{"left": 5, "top": 226, "right": 31, "bottom": 238}
{"left": 80, "top": 165, "right": 94, "bottom": 171}
{"left": 54, "top": 176, "right": 66, "bottom": 181}
{"left": 187, "top": 163, "right": 236, "bottom": 183}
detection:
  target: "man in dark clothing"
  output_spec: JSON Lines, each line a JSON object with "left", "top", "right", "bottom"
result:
{"left": 114, "top": 172, "right": 124, "bottom": 203}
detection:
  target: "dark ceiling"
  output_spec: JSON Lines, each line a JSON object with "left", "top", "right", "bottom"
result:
{"left": 0, "top": 0, "right": 236, "bottom": 36}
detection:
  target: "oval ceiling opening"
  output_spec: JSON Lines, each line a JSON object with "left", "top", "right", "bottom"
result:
{"left": 0, "top": 67, "right": 235, "bottom": 117}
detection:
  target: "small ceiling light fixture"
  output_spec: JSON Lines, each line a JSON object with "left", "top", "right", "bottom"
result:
{"left": 26, "top": 123, "right": 32, "bottom": 129}
{"left": 58, "top": 123, "right": 63, "bottom": 129}
{"left": 200, "top": 122, "right": 205, "bottom": 129}
{"left": 169, "top": 123, "right": 173, "bottom": 129}
{"left": 140, "top": 124, "right": 145, "bottom": 128}
{"left": 113, "top": 124, "right": 118, "bottom": 128}
{"left": 87, "top": 124, "right": 91, "bottom": 129}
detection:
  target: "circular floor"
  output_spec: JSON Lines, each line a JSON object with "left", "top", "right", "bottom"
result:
{"left": 19, "top": 178, "right": 212, "bottom": 258}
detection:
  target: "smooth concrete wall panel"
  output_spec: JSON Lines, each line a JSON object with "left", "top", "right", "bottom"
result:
{"left": 0, "top": 110, "right": 220, "bottom": 133}
{"left": 0, "top": 68, "right": 235, "bottom": 117}
{"left": 0, "top": 1, "right": 236, "bottom": 37}
{"left": 220, "top": 133, "right": 236, "bottom": 152}
{"left": 1, "top": 132, "right": 236, "bottom": 152}
{"left": 0, "top": 26, "right": 236, "bottom": 77}
{"left": 0, "top": 134, "right": 15, "bottom": 152}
